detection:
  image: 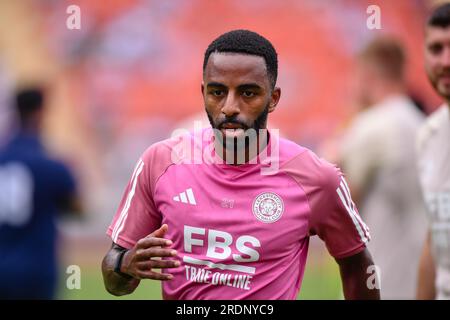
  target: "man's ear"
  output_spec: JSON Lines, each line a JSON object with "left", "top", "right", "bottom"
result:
{"left": 201, "top": 82, "right": 205, "bottom": 96}
{"left": 268, "top": 87, "right": 281, "bottom": 113}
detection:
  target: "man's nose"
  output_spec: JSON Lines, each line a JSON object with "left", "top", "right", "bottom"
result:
{"left": 221, "top": 92, "right": 240, "bottom": 117}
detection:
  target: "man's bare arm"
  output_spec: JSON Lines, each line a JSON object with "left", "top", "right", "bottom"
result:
{"left": 417, "top": 230, "right": 436, "bottom": 299}
{"left": 336, "top": 248, "right": 380, "bottom": 300}
{"left": 101, "top": 224, "right": 180, "bottom": 296}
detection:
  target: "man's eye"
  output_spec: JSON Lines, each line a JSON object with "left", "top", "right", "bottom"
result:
{"left": 212, "top": 90, "right": 224, "bottom": 96}
{"left": 429, "top": 44, "right": 443, "bottom": 55}
{"left": 242, "top": 91, "right": 255, "bottom": 98}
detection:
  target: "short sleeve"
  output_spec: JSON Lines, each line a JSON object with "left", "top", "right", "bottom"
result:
{"left": 309, "top": 166, "right": 371, "bottom": 259}
{"left": 107, "top": 154, "right": 161, "bottom": 249}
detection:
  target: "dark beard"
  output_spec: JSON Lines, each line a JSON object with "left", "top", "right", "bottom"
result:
{"left": 205, "top": 104, "right": 270, "bottom": 158}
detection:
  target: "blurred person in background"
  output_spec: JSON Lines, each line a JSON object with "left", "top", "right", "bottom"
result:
{"left": 0, "top": 87, "right": 82, "bottom": 299}
{"left": 417, "top": 2, "right": 450, "bottom": 300}
{"left": 338, "top": 37, "right": 427, "bottom": 299}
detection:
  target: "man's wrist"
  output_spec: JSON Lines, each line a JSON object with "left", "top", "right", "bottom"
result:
{"left": 114, "top": 249, "right": 133, "bottom": 279}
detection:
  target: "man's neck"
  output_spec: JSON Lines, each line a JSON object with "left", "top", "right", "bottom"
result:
{"left": 371, "top": 85, "right": 405, "bottom": 106}
{"left": 214, "top": 129, "right": 269, "bottom": 166}
{"left": 19, "top": 126, "right": 40, "bottom": 136}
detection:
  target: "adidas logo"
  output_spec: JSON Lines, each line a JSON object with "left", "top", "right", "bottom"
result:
{"left": 173, "top": 188, "right": 197, "bottom": 205}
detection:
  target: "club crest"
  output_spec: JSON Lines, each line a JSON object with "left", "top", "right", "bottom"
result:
{"left": 252, "top": 192, "right": 284, "bottom": 223}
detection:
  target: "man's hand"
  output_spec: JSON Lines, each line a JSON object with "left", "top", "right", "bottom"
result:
{"left": 122, "top": 224, "right": 180, "bottom": 280}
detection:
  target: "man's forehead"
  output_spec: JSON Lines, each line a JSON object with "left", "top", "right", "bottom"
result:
{"left": 204, "top": 52, "right": 268, "bottom": 81}
{"left": 425, "top": 26, "right": 450, "bottom": 43}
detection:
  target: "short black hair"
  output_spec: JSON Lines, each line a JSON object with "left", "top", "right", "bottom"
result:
{"left": 203, "top": 29, "right": 278, "bottom": 88}
{"left": 15, "top": 87, "right": 44, "bottom": 124}
{"left": 428, "top": 3, "right": 450, "bottom": 28}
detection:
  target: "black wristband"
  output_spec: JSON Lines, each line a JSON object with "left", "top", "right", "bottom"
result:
{"left": 114, "top": 250, "right": 133, "bottom": 279}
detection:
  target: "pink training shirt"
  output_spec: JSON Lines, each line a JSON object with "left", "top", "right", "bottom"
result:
{"left": 107, "top": 128, "right": 370, "bottom": 300}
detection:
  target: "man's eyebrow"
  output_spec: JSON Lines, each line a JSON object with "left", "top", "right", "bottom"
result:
{"left": 206, "top": 82, "right": 227, "bottom": 88}
{"left": 237, "top": 83, "right": 263, "bottom": 90}
{"left": 426, "top": 39, "right": 441, "bottom": 45}
{"left": 205, "top": 82, "right": 263, "bottom": 90}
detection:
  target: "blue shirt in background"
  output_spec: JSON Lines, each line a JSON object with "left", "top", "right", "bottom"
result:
{"left": 0, "top": 131, "right": 76, "bottom": 299}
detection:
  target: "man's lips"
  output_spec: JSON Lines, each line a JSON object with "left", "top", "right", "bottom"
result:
{"left": 220, "top": 123, "right": 244, "bottom": 130}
